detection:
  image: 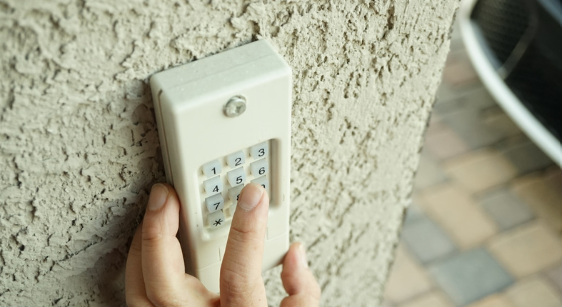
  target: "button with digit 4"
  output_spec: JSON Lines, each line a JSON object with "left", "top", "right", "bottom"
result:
{"left": 204, "top": 176, "right": 223, "bottom": 195}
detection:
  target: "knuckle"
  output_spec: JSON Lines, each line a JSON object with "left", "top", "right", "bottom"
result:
{"left": 141, "top": 225, "right": 164, "bottom": 247}
{"left": 220, "top": 266, "right": 248, "bottom": 292}
{"left": 128, "top": 240, "right": 142, "bottom": 255}
{"left": 220, "top": 266, "right": 260, "bottom": 299}
{"left": 230, "top": 223, "right": 257, "bottom": 236}
{"left": 146, "top": 291, "right": 182, "bottom": 307}
{"left": 125, "top": 296, "right": 150, "bottom": 307}
{"left": 228, "top": 225, "right": 262, "bottom": 246}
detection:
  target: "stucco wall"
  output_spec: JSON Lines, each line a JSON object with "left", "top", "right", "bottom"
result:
{"left": 0, "top": 0, "right": 458, "bottom": 306}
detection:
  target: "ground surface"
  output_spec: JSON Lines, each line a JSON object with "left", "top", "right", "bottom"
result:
{"left": 383, "top": 21, "right": 562, "bottom": 307}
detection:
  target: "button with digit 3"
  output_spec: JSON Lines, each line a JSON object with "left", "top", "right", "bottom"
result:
{"left": 250, "top": 142, "right": 268, "bottom": 159}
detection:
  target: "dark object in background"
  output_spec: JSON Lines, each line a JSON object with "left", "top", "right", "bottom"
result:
{"left": 470, "top": 0, "right": 562, "bottom": 142}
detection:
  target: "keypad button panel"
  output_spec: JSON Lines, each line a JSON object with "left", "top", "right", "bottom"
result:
{"left": 199, "top": 141, "right": 271, "bottom": 229}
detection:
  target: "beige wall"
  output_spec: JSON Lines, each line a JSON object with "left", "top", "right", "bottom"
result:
{"left": 0, "top": 0, "right": 458, "bottom": 306}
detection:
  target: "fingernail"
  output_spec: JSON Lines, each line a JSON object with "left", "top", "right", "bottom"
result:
{"left": 238, "top": 183, "right": 264, "bottom": 211}
{"left": 299, "top": 243, "right": 309, "bottom": 268}
{"left": 148, "top": 183, "right": 168, "bottom": 211}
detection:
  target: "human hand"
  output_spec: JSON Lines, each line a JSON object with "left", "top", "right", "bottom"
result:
{"left": 125, "top": 183, "right": 320, "bottom": 307}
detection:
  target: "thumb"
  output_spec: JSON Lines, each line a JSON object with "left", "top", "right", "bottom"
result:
{"left": 280, "top": 243, "right": 321, "bottom": 307}
{"left": 141, "top": 184, "right": 186, "bottom": 298}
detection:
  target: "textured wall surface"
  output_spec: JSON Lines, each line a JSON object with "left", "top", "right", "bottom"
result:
{"left": 0, "top": 0, "right": 458, "bottom": 306}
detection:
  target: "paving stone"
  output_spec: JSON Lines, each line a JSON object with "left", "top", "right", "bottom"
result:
{"left": 442, "top": 49, "right": 480, "bottom": 87}
{"left": 449, "top": 18, "right": 464, "bottom": 52}
{"left": 399, "top": 292, "right": 453, "bottom": 307}
{"left": 479, "top": 188, "right": 534, "bottom": 231}
{"left": 425, "top": 117, "right": 448, "bottom": 136}
{"left": 506, "top": 278, "right": 562, "bottom": 307}
{"left": 434, "top": 87, "right": 524, "bottom": 150}
{"left": 419, "top": 184, "right": 497, "bottom": 249}
{"left": 435, "top": 82, "right": 488, "bottom": 107}
{"left": 424, "top": 124, "right": 469, "bottom": 160}
{"left": 511, "top": 169, "right": 562, "bottom": 232}
{"left": 444, "top": 108, "right": 508, "bottom": 149}
{"left": 403, "top": 204, "right": 424, "bottom": 227}
{"left": 466, "top": 294, "right": 515, "bottom": 307}
{"left": 429, "top": 112, "right": 442, "bottom": 125}
{"left": 429, "top": 248, "right": 513, "bottom": 306}
{"left": 482, "top": 107, "right": 521, "bottom": 140}
{"left": 545, "top": 263, "right": 562, "bottom": 293}
{"left": 384, "top": 245, "right": 433, "bottom": 304}
{"left": 495, "top": 136, "right": 553, "bottom": 174}
{"left": 444, "top": 149, "right": 518, "bottom": 193}
{"left": 414, "top": 153, "right": 448, "bottom": 190}
{"left": 435, "top": 86, "right": 497, "bottom": 114}
{"left": 401, "top": 214, "right": 456, "bottom": 264}
{"left": 488, "top": 222, "right": 562, "bottom": 278}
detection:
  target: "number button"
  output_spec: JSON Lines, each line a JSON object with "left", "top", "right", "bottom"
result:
{"left": 250, "top": 159, "right": 268, "bottom": 177}
{"left": 250, "top": 142, "right": 269, "bottom": 159}
{"left": 205, "top": 194, "right": 224, "bottom": 213}
{"left": 202, "top": 160, "right": 222, "bottom": 177}
{"left": 226, "top": 151, "right": 245, "bottom": 168}
{"left": 228, "top": 185, "right": 244, "bottom": 203}
{"left": 227, "top": 167, "right": 246, "bottom": 187}
{"left": 208, "top": 210, "right": 226, "bottom": 229}
{"left": 203, "top": 176, "right": 223, "bottom": 195}
{"left": 252, "top": 176, "right": 269, "bottom": 193}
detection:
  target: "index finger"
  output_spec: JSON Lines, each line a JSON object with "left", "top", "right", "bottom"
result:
{"left": 220, "top": 183, "right": 269, "bottom": 305}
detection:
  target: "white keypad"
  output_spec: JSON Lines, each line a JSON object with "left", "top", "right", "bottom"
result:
{"left": 252, "top": 176, "right": 269, "bottom": 193}
{"left": 250, "top": 142, "right": 268, "bottom": 159}
{"left": 208, "top": 210, "right": 226, "bottom": 229}
{"left": 202, "top": 160, "right": 222, "bottom": 177}
{"left": 226, "top": 151, "right": 245, "bottom": 168}
{"left": 205, "top": 194, "right": 224, "bottom": 213}
{"left": 227, "top": 167, "right": 246, "bottom": 187}
{"left": 199, "top": 141, "right": 271, "bottom": 230}
{"left": 250, "top": 159, "right": 268, "bottom": 177}
{"left": 228, "top": 185, "right": 244, "bottom": 203}
{"left": 204, "top": 176, "right": 223, "bottom": 195}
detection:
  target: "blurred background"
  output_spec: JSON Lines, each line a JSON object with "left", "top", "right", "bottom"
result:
{"left": 382, "top": 0, "right": 562, "bottom": 306}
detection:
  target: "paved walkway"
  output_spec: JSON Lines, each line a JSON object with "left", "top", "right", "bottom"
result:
{"left": 383, "top": 22, "right": 562, "bottom": 307}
